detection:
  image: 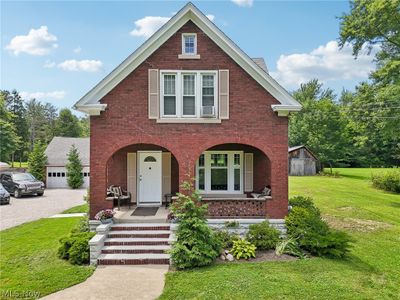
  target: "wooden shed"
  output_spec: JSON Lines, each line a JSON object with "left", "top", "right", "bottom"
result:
{"left": 288, "top": 145, "right": 320, "bottom": 176}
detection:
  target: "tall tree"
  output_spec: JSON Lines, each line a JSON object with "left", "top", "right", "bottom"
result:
{"left": 289, "top": 80, "right": 349, "bottom": 170}
{"left": 0, "top": 94, "right": 19, "bottom": 162}
{"left": 55, "top": 108, "right": 82, "bottom": 137}
{"left": 66, "top": 145, "right": 83, "bottom": 189}
{"left": 79, "top": 116, "right": 90, "bottom": 137}
{"left": 1, "top": 90, "right": 28, "bottom": 164}
{"left": 28, "top": 142, "right": 47, "bottom": 181}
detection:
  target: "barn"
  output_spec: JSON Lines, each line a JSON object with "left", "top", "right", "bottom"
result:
{"left": 45, "top": 137, "right": 90, "bottom": 188}
{"left": 288, "top": 145, "right": 320, "bottom": 176}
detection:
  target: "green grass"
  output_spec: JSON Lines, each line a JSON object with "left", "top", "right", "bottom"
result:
{"left": 61, "top": 203, "right": 89, "bottom": 214}
{"left": 160, "top": 168, "right": 400, "bottom": 300}
{"left": 0, "top": 218, "right": 94, "bottom": 299}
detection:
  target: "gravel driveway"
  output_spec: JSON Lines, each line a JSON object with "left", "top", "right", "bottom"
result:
{"left": 0, "top": 189, "right": 86, "bottom": 231}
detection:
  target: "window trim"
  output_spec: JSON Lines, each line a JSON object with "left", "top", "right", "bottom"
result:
{"left": 196, "top": 151, "right": 243, "bottom": 194}
{"left": 181, "top": 33, "right": 197, "bottom": 55}
{"left": 160, "top": 70, "right": 218, "bottom": 119}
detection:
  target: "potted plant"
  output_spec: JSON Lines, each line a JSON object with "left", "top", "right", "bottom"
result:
{"left": 94, "top": 209, "right": 115, "bottom": 224}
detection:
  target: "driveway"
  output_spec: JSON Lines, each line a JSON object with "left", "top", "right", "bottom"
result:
{"left": 0, "top": 189, "right": 86, "bottom": 231}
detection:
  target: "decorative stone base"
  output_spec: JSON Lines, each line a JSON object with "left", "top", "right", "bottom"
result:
{"left": 207, "top": 218, "right": 286, "bottom": 236}
{"left": 89, "top": 220, "right": 101, "bottom": 232}
{"left": 89, "top": 222, "right": 113, "bottom": 265}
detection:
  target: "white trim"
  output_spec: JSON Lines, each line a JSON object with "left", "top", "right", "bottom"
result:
{"left": 137, "top": 151, "right": 162, "bottom": 207}
{"left": 178, "top": 54, "right": 201, "bottom": 59}
{"left": 73, "top": 3, "right": 301, "bottom": 115}
{"left": 196, "top": 151, "right": 243, "bottom": 194}
{"left": 156, "top": 118, "right": 221, "bottom": 124}
{"left": 74, "top": 104, "right": 107, "bottom": 116}
{"left": 181, "top": 33, "right": 197, "bottom": 55}
{"left": 271, "top": 104, "right": 302, "bottom": 116}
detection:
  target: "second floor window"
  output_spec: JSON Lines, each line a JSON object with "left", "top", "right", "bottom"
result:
{"left": 182, "top": 34, "right": 197, "bottom": 55}
{"left": 160, "top": 70, "right": 218, "bottom": 118}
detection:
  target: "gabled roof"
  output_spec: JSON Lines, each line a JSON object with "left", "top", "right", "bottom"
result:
{"left": 74, "top": 2, "right": 301, "bottom": 116}
{"left": 288, "top": 145, "right": 318, "bottom": 160}
{"left": 45, "top": 137, "right": 90, "bottom": 166}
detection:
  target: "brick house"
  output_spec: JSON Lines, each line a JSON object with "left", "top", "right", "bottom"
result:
{"left": 74, "top": 3, "right": 301, "bottom": 224}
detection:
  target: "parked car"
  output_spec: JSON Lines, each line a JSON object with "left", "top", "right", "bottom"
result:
{"left": 0, "top": 172, "right": 45, "bottom": 198}
{"left": 0, "top": 183, "right": 10, "bottom": 204}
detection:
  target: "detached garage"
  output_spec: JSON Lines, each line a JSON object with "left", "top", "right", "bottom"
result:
{"left": 45, "top": 137, "right": 90, "bottom": 188}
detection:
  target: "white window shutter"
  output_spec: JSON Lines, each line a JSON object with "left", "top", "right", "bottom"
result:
{"left": 244, "top": 153, "right": 253, "bottom": 192}
{"left": 127, "top": 153, "right": 137, "bottom": 203}
{"left": 162, "top": 152, "right": 171, "bottom": 196}
{"left": 148, "top": 69, "right": 159, "bottom": 119}
{"left": 219, "top": 69, "right": 229, "bottom": 119}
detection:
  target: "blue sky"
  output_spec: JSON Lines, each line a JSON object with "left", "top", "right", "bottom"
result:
{"left": 1, "top": 0, "right": 377, "bottom": 114}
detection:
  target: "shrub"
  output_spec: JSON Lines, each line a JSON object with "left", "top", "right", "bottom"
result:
{"left": 371, "top": 170, "right": 400, "bottom": 193}
{"left": 319, "top": 170, "right": 340, "bottom": 177}
{"left": 66, "top": 145, "right": 84, "bottom": 189}
{"left": 289, "top": 195, "right": 320, "bottom": 216}
{"left": 231, "top": 239, "right": 256, "bottom": 259}
{"left": 286, "top": 206, "right": 352, "bottom": 258}
{"left": 71, "top": 216, "right": 90, "bottom": 233}
{"left": 58, "top": 232, "right": 95, "bottom": 265}
{"left": 275, "top": 238, "right": 305, "bottom": 258}
{"left": 214, "top": 230, "right": 240, "bottom": 249}
{"left": 169, "top": 180, "right": 221, "bottom": 269}
{"left": 246, "top": 221, "right": 280, "bottom": 250}
{"left": 224, "top": 221, "right": 239, "bottom": 228}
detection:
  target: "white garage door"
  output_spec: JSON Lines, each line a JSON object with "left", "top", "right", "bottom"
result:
{"left": 46, "top": 166, "right": 90, "bottom": 189}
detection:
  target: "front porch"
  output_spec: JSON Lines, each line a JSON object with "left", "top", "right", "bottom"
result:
{"left": 90, "top": 142, "right": 286, "bottom": 220}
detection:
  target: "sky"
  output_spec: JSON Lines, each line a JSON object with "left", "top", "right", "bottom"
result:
{"left": 1, "top": 0, "right": 377, "bottom": 114}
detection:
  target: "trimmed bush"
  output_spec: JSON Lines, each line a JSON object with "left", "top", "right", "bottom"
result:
{"left": 371, "top": 170, "right": 400, "bottom": 193}
{"left": 231, "top": 239, "right": 256, "bottom": 259}
{"left": 169, "top": 180, "right": 221, "bottom": 269}
{"left": 289, "top": 195, "right": 321, "bottom": 216}
{"left": 246, "top": 221, "right": 280, "bottom": 250}
{"left": 58, "top": 232, "right": 95, "bottom": 265}
{"left": 286, "top": 206, "right": 352, "bottom": 258}
{"left": 214, "top": 230, "right": 240, "bottom": 249}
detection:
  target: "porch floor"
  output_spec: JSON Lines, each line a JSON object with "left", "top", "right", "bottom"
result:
{"left": 113, "top": 206, "right": 170, "bottom": 224}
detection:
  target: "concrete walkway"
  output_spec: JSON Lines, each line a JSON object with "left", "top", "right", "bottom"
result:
{"left": 49, "top": 213, "right": 87, "bottom": 218}
{"left": 42, "top": 265, "right": 169, "bottom": 300}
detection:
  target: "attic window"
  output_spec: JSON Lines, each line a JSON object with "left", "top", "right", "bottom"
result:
{"left": 182, "top": 33, "right": 196, "bottom": 54}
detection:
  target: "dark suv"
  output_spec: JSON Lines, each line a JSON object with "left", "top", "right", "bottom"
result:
{"left": 0, "top": 172, "right": 45, "bottom": 198}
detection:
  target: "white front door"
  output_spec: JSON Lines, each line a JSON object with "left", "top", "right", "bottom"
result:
{"left": 137, "top": 151, "right": 162, "bottom": 206}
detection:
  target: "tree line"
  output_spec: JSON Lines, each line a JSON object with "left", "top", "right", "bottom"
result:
{"left": 289, "top": 0, "right": 400, "bottom": 168}
{"left": 0, "top": 90, "right": 89, "bottom": 165}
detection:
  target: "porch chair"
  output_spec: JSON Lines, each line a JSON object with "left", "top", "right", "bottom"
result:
{"left": 109, "top": 185, "right": 132, "bottom": 210}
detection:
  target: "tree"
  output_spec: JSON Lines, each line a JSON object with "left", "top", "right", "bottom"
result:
{"left": 66, "top": 145, "right": 83, "bottom": 189}
{"left": 0, "top": 94, "right": 19, "bottom": 162}
{"left": 1, "top": 90, "right": 28, "bottom": 165}
{"left": 28, "top": 142, "right": 47, "bottom": 181}
{"left": 55, "top": 109, "right": 82, "bottom": 137}
{"left": 79, "top": 116, "right": 90, "bottom": 137}
{"left": 289, "top": 80, "right": 350, "bottom": 170}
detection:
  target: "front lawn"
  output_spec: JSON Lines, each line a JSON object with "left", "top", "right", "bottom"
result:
{"left": 0, "top": 218, "right": 94, "bottom": 299}
{"left": 160, "top": 168, "right": 400, "bottom": 299}
{"left": 61, "top": 203, "right": 89, "bottom": 214}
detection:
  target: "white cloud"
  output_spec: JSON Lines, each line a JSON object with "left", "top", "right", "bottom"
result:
{"left": 206, "top": 14, "right": 215, "bottom": 22}
{"left": 270, "top": 41, "right": 377, "bottom": 88}
{"left": 5, "top": 26, "right": 58, "bottom": 56}
{"left": 130, "top": 14, "right": 216, "bottom": 38}
{"left": 73, "top": 46, "right": 82, "bottom": 54}
{"left": 57, "top": 59, "right": 103, "bottom": 72}
{"left": 43, "top": 60, "right": 56, "bottom": 68}
{"left": 130, "top": 16, "right": 170, "bottom": 38}
{"left": 20, "top": 90, "right": 66, "bottom": 100}
{"left": 231, "top": 0, "right": 253, "bottom": 7}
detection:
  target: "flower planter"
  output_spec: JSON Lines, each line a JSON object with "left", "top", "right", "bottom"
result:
{"left": 100, "top": 218, "right": 113, "bottom": 224}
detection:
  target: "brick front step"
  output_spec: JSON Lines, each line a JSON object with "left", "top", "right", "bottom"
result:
{"left": 101, "top": 245, "right": 170, "bottom": 254}
{"left": 97, "top": 253, "right": 170, "bottom": 265}
{"left": 107, "top": 230, "right": 170, "bottom": 239}
{"left": 110, "top": 223, "right": 170, "bottom": 231}
{"left": 104, "top": 237, "right": 171, "bottom": 246}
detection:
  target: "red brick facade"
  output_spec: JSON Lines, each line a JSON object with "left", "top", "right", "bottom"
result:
{"left": 89, "top": 21, "right": 289, "bottom": 219}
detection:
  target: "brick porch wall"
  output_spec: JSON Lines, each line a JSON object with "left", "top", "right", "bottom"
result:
{"left": 89, "top": 20, "right": 289, "bottom": 219}
{"left": 206, "top": 200, "right": 267, "bottom": 218}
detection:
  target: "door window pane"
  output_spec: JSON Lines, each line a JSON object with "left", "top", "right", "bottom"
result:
{"left": 198, "top": 154, "right": 205, "bottom": 167}
{"left": 211, "top": 169, "right": 228, "bottom": 190}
